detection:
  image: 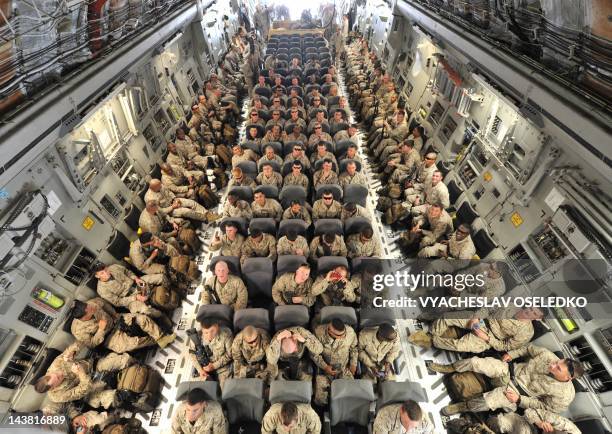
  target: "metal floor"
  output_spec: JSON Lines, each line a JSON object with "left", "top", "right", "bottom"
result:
{"left": 134, "top": 62, "right": 456, "bottom": 433}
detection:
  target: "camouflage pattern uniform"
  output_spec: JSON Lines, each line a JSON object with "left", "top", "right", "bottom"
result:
{"left": 272, "top": 273, "right": 316, "bottom": 307}
{"left": 171, "top": 401, "right": 228, "bottom": 434}
{"left": 277, "top": 235, "right": 309, "bottom": 256}
{"left": 309, "top": 235, "right": 348, "bottom": 260}
{"left": 251, "top": 198, "right": 283, "bottom": 221}
{"left": 411, "top": 181, "right": 451, "bottom": 216}
{"left": 418, "top": 233, "right": 476, "bottom": 260}
{"left": 231, "top": 328, "right": 271, "bottom": 380}
{"left": 282, "top": 207, "right": 312, "bottom": 226}
{"left": 189, "top": 327, "right": 233, "bottom": 388}
{"left": 209, "top": 233, "right": 245, "bottom": 257}
{"left": 222, "top": 200, "right": 253, "bottom": 220}
{"left": 312, "top": 275, "right": 358, "bottom": 306}
{"left": 313, "top": 324, "right": 358, "bottom": 406}
{"left": 283, "top": 172, "right": 309, "bottom": 190}
{"left": 266, "top": 327, "right": 325, "bottom": 381}
{"left": 256, "top": 171, "right": 283, "bottom": 189}
{"left": 338, "top": 171, "right": 368, "bottom": 187}
{"left": 240, "top": 233, "right": 277, "bottom": 264}
{"left": 489, "top": 409, "right": 581, "bottom": 434}
{"left": 340, "top": 204, "right": 370, "bottom": 222}
{"left": 346, "top": 234, "right": 382, "bottom": 258}
{"left": 373, "top": 404, "right": 434, "bottom": 434}
{"left": 202, "top": 274, "right": 248, "bottom": 311}
{"left": 261, "top": 403, "right": 321, "bottom": 434}
{"left": 358, "top": 326, "right": 401, "bottom": 382}
{"left": 312, "top": 170, "right": 339, "bottom": 189}
{"left": 312, "top": 199, "right": 343, "bottom": 219}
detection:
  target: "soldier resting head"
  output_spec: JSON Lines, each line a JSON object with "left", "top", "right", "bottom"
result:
{"left": 280, "top": 402, "right": 299, "bottom": 429}
{"left": 199, "top": 318, "right": 220, "bottom": 342}
{"left": 400, "top": 400, "right": 424, "bottom": 431}
{"left": 376, "top": 323, "right": 397, "bottom": 342}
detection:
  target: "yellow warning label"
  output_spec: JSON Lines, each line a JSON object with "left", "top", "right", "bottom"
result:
{"left": 483, "top": 171, "right": 492, "bottom": 182}
{"left": 510, "top": 212, "right": 523, "bottom": 227}
{"left": 82, "top": 216, "right": 95, "bottom": 231}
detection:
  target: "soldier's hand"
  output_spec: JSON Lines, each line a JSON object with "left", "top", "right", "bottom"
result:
{"left": 136, "top": 294, "right": 148, "bottom": 302}
{"left": 323, "top": 365, "right": 338, "bottom": 376}
{"left": 292, "top": 296, "right": 304, "bottom": 304}
{"left": 203, "top": 363, "right": 215, "bottom": 373}
{"left": 98, "top": 319, "right": 108, "bottom": 330}
{"left": 134, "top": 277, "right": 145, "bottom": 286}
{"left": 473, "top": 329, "right": 489, "bottom": 342}
{"left": 504, "top": 388, "right": 520, "bottom": 403}
{"left": 172, "top": 222, "right": 180, "bottom": 231}
{"left": 535, "top": 421, "right": 554, "bottom": 433}
{"left": 294, "top": 333, "right": 306, "bottom": 343}
{"left": 188, "top": 188, "right": 195, "bottom": 196}
{"left": 172, "top": 200, "right": 181, "bottom": 209}
{"left": 388, "top": 160, "right": 396, "bottom": 166}
{"left": 276, "top": 330, "right": 293, "bottom": 341}
{"left": 199, "top": 369, "right": 209, "bottom": 379}
{"left": 151, "top": 249, "right": 159, "bottom": 259}
{"left": 502, "top": 353, "right": 512, "bottom": 362}
{"left": 467, "top": 318, "right": 479, "bottom": 329}
{"left": 70, "top": 363, "right": 83, "bottom": 374}
{"left": 350, "top": 365, "right": 357, "bottom": 376}
{"left": 295, "top": 249, "right": 304, "bottom": 256}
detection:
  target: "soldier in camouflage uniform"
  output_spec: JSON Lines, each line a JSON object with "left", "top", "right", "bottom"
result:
{"left": 145, "top": 179, "right": 215, "bottom": 222}
{"left": 240, "top": 228, "right": 277, "bottom": 265}
{"left": 70, "top": 298, "right": 175, "bottom": 353}
{"left": 338, "top": 161, "right": 367, "bottom": 187}
{"left": 309, "top": 232, "right": 347, "bottom": 260}
{"left": 129, "top": 232, "right": 177, "bottom": 280}
{"left": 95, "top": 263, "right": 165, "bottom": 318}
{"left": 312, "top": 159, "right": 339, "bottom": 189}
{"left": 257, "top": 163, "right": 283, "bottom": 189}
{"left": 283, "top": 161, "right": 309, "bottom": 190}
{"left": 139, "top": 200, "right": 180, "bottom": 244}
{"left": 262, "top": 402, "right": 321, "bottom": 434}
{"left": 359, "top": 323, "right": 401, "bottom": 383}
{"left": 209, "top": 222, "right": 244, "bottom": 257}
{"left": 282, "top": 201, "right": 312, "bottom": 226}
{"left": 222, "top": 192, "right": 253, "bottom": 220}
{"left": 373, "top": 400, "right": 434, "bottom": 434}
{"left": 418, "top": 223, "right": 476, "bottom": 261}
{"left": 340, "top": 202, "right": 370, "bottom": 222}
{"left": 313, "top": 319, "right": 358, "bottom": 406}
{"left": 171, "top": 388, "right": 228, "bottom": 434}
{"left": 488, "top": 409, "right": 581, "bottom": 434}
{"left": 189, "top": 319, "right": 233, "bottom": 388}
{"left": 201, "top": 260, "right": 247, "bottom": 311}
{"left": 266, "top": 327, "right": 325, "bottom": 382}
{"left": 347, "top": 227, "right": 382, "bottom": 258}
{"left": 231, "top": 144, "right": 258, "bottom": 168}
{"left": 429, "top": 344, "right": 583, "bottom": 415}
{"left": 251, "top": 191, "right": 283, "bottom": 222}
{"left": 277, "top": 229, "right": 309, "bottom": 256}
{"left": 272, "top": 264, "right": 317, "bottom": 307}
{"left": 312, "top": 266, "right": 358, "bottom": 307}
{"left": 312, "top": 192, "right": 343, "bottom": 220}
{"left": 228, "top": 167, "right": 257, "bottom": 189}
{"left": 231, "top": 325, "right": 270, "bottom": 381}
{"left": 398, "top": 203, "right": 453, "bottom": 252}
{"left": 410, "top": 170, "right": 450, "bottom": 217}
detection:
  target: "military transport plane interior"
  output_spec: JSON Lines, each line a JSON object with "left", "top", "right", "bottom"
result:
{"left": 0, "top": 0, "right": 610, "bottom": 433}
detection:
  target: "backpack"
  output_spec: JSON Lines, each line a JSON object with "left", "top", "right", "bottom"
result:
{"left": 446, "top": 371, "right": 490, "bottom": 402}
{"left": 150, "top": 286, "right": 179, "bottom": 311}
{"left": 178, "top": 227, "right": 201, "bottom": 254}
{"left": 116, "top": 364, "right": 162, "bottom": 412}
{"left": 169, "top": 255, "right": 201, "bottom": 281}
{"left": 216, "top": 144, "right": 232, "bottom": 166}
{"left": 198, "top": 185, "right": 220, "bottom": 209}
{"left": 101, "top": 418, "right": 146, "bottom": 434}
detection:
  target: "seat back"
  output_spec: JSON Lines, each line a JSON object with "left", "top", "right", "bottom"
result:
{"left": 320, "top": 307, "right": 357, "bottom": 328}
{"left": 176, "top": 381, "right": 220, "bottom": 401}
{"left": 359, "top": 308, "right": 395, "bottom": 329}
{"left": 376, "top": 381, "right": 427, "bottom": 412}
{"left": 229, "top": 186, "right": 254, "bottom": 203}
{"left": 249, "top": 218, "right": 277, "bottom": 236}
{"left": 316, "top": 256, "right": 349, "bottom": 275}
{"left": 314, "top": 219, "right": 343, "bottom": 236}
{"left": 455, "top": 201, "right": 479, "bottom": 226}
{"left": 473, "top": 229, "right": 497, "bottom": 258}
{"left": 278, "top": 220, "right": 308, "bottom": 238}
{"left": 343, "top": 216, "right": 371, "bottom": 237}
{"left": 330, "top": 380, "right": 375, "bottom": 426}
{"left": 106, "top": 230, "right": 131, "bottom": 261}
{"left": 220, "top": 217, "right": 249, "bottom": 237}
{"left": 237, "top": 161, "right": 258, "bottom": 179}
{"left": 343, "top": 184, "right": 368, "bottom": 207}
{"left": 124, "top": 204, "right": 141, "bottom": 232}
{"left": 274, "top": 305, "right": 309, "bottom": 330}
{"left": 280, "top": 185, "right": 307, "bottom": 208}
{"left": 233, "top": 308, "right": 270, "bottom": 332}
{"left": 196, "top": 305, "right": 233, "bottom": 329}
{"left": 241, "top": 258, "right": 274, "bottom": 299}
{"left": 447, "top": 179, "right": 464, "bottom": 205}
{"left": 315, "top": 184, "right": 343, "bottom": 201}
{"left": 338, "top": 158, "right": 362, "bottom": 173}
{"left": 254, "top": 185, "right": 279, "bottom": 200}
{"left": 222, "top": 379, "right": 265, "bottom": 424}
{"left": 276, "top": 255, "right": 308, "bottom": 275}
{"left": 269, "top": 380, "right": 312, "bottom": 404}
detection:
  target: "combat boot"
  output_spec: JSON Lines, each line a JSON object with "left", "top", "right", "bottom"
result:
{"left": 156, "top": 333, "right": 176, "bottom": 349}
{"left": 407, "top": 330, "right": 432, "bottom": 349}
{"left": 206, "top": 211, "right": 221, "bottom": 223}
{"left": 441, "top": 401, "right": 468, "bottom": 416}
{"left": 426, "top": 360, "right": 456, "bottom": 374}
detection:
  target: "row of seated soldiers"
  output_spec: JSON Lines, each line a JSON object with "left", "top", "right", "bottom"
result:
{"left": 342, "top": 36, "right": 481, "bottom": 263}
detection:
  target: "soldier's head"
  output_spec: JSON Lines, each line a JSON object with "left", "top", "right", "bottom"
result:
{"left": 343, "top": 203, "right": 357, "bottom": 217}
{"left": 249, "top": 126, "right": 259, "bottom": 139}
{"left": 431, "top": 170, "right": 443, "bottom": 185}
{"left": 232, "top": 144, "right": 244, "bottom": 156}
{"left": 223, "top": 223, "right": 238, "bottom": 239}
{"left": 322, "top": 232, "right": 336, "bottom": 246}
{"left": 258, "top": 75, "right": 266, "bottom": 86}
{"left": 292, "top": 124, "right": 302, "bottom": 135}
{"left": 227, "top": 192, "right": 239, "bottom": 205}
{"left": 145, "top": 200, "right": 159, "bottom": 214}
{"left": 243, "top": 325, "right": 260, "bottom": 347}
{"left": 280, "top": 334, "right": 299, "bottom": 355}
{"left": 232, "top": 167, "right": 245, "bottom": 183}
{"left": 149, "top": 179, "right": 162, "bottom": 192}
{"left": 376, "top": 323, "right": 397, "bottom": 342}
{"left": 271, "top": 124, "right": 281, "bottom": 136}
{"left": 290, "top": 108, "right": 299, "bottom": 120}
{"left": 424, "top": 152, "right": 437, "bottom": 167}
{"left": 550, "top": 358, "right": 584, "bottom": 382}
{"left": 484, "top": 262, "right": 501, "bottom": 279}
{"left": 360, "top": 227, "right": 374, "bottom": 241}
{"left": 94, "top": 263, "right": 111, "bottom": 281}
{"left": 347, "top": 143, "right": 358, "bottom": 156}
{"left": 70, "top": 299, "right": 94, "bottom": 321}
{"left": 316, "top": 141, "right": 327, "bottom": 155}
{"left": 198, "top": 94, "right": 206, "bottom": 105}
{"left": 286, "top": 229, "right": 298, "bottom": 242}
{"left": 199, "top": 318, "right": 219, "bottom": 341}
{"left": 167, "top": 142, "right": 178, "bottom": 154}
{"left": 346, "top": 161, "right": 357, "bottom": 175}
{"left": 313, "top": 123, "right": 323, "bottom": 136}
{"left": 295, "top": 263, "right": 311, "bottom": 284}
{"left": 176, "top": 128, "right": 186, "bottom": 140}
{"left": 290, "top": 200, "right": 302, "bottom": 213}
{"left": 322, "top": 190, "right": 334, "bottom": 206}
{"left": 262, "top": 163, "right": 273, "bottom": 176}
{"left": 399, "top": 400, "right": 424, "bottom": 431}
{"left": 396, "top": 110, "right": 405, "bottom": 122}
{"left": 254, "top": 191, "right": 267, "bottom": 205}
{"left": 191, "top": 104, "right": 200, "bottom": 114}
{"left": 427, "top": 203, "right": 443, "bottom": 219}
{"left": 265, "top": 146, "right": 276, "bottom": 158}
{"left": 35, "top": 370, "right": 64, "bottom": 394}
{"left": 139, "top": 231, "right": 155, "bottom": 247}
{"left": 333, "top": 110, "right": 343, "bottom": 121}
{"left": 312, "top": 96, "right": 321, "bottom": 106}
{"left": 291, "top": 161, "right": 303, "bottom": 175}
{"left": 185, "top": 388, "right": 208, "bottom": 422}
{"left": 274, "top": 75, "right": 283, "bottom": 86}
{"left": 272, "top": 97, "right": 282, "bottom": 107}
{"left": 515, "top": 307, "right": 545, "bottom": 322}
{"left": 280, "top": 402, "right": 299, "bottom": 428}
{"left": 160, "top": 163, "right": 173, "bottom": 176}
{"left": 250, "top": 228, "right": 263, "bottom": 242}
{"left": 214, "top": 261, "right": 230, "bottom": 281}
{"left": 253, "top": 98, "right": 263, "bottom": 109}
{"left": 413, "top": 125, "right": 425, "bottom": 138}
{"left": 456, "top": 223, "right": 471, "bottom": 241}
{"left": 315, "top": 111, "right": 325, "bottom": 122}
{"left": 322, "top": 159, "right": 333, "bottom": 172}
{"left": 327, "top": 318, "right": 346, "bottom": 339}
{"left": 401, "top": 139, "right": 414, "bottom": 152}
{"left": 291, "top": 145, "right": 303, "bottom": 157}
